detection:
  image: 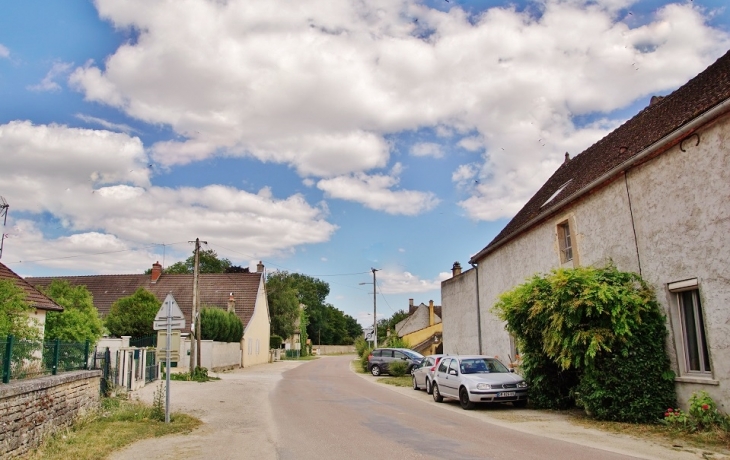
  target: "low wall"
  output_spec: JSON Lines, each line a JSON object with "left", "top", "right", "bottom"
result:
{"left": 313, "top": 345, "right": 356, "bottom": 355}
{"left": 174, "top": 338, "right": 242, "bottom": 371}
{"left": 0, "top": 370, "right": 101, "bottom": 458}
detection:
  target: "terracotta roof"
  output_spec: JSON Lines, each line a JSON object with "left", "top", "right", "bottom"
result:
{"left": 27, "top": 272, "right": 264, "bottom": 328}
{"left": 0, "top": 262, "right": 63, "bottom": 312}
{"left": 471, "top": 49, "right": 730, "bottom": 263}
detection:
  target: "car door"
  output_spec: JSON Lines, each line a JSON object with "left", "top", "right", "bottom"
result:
{"left": 381, "top": 349, "right": 395, "bottom": 372}
{"left": 440, "top": 358, "right": 461, "bottom": 398}
{"left": 415, "top": 357, "right": 434, "bottom": 386}
{"left": 434, "top": 357, "right": 451, "bottom": 393}
{"left": 393, "top": 350, "right": 408, "bottom": 371}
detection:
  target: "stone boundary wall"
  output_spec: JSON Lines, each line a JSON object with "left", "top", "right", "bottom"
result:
{"left": 0, "top": 370, "right": 101, "bottom": 458}
{"left": 313, "top": 345, "right": 356, "bottom": 355}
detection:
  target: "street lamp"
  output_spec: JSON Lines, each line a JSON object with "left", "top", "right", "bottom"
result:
{"left": 359, "top": 268, "right": 379, "bottom": 348}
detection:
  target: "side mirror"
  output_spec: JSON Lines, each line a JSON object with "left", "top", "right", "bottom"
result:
{"left": 449, "top": 369, "right": 458, "bottom": 376}
{"left": 509, "top": 368, "right": 515, "bottom": 373}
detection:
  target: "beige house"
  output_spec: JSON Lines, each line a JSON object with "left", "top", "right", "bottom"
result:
{"left": 0, "top": 261, "right": 63, "bottom": 337}
{"left": 442, "top": 50, "right": 730, "bottom": 408}
{"left": 395, "top": 299, "right": 443, "bottom": 355}
{"left": 28, "top": 261, "right": 271, "bottom": 368}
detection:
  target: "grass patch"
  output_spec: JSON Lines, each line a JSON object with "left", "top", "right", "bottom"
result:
{"left": 567, "top": 409, "right": 730, "bottom": 452}
{"left": 380, "top": 376, "right": 412, "bottom": 387}
{"left": 281, "top": 355, "right": 320, "bottom": 361}
{"left": 23, "top": 396, "right": 201, "bottom": 460}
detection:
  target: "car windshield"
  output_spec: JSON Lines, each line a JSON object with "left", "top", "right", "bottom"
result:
{"left": 459, "top": 358, "right": 509, "bottom": 374}
{"left": 403, "top": 350, "right": 424, "bottom": 360}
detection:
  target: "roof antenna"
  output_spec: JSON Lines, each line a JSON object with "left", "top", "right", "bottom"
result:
{"left": 0, "top": 196, "right": 8, "bottom": 260}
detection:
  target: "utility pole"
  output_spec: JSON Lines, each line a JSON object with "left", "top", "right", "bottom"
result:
{"left": 0, "top": 197, "right": 9, "bottom": 260}
{"left": 188, "top": 238, "right": 207, "bottom": 373}
{"left": 372, "top": 268, "right": 379, "bottom": 348}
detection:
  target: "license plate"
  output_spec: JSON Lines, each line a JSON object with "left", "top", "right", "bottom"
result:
{"left": 499, "top": 391, "right": 516, "bottom": 397}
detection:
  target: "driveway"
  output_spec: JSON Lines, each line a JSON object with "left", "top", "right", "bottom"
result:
{"left": 113, "top": 356, "right": 729, "bottom": 460}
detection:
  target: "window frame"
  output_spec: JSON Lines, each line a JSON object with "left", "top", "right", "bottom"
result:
{"left": 557, "top": 220, "right": 573, "bottom": 263}
{"left": 668, "top": 279, "right": 712, "bottom": 376}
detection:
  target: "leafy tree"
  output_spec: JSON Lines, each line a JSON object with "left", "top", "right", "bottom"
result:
{"left": 266, "top": 272, "right": 301, "bottom": 340}
{"left": 377, "top": 309, "right": 409, "bottom": 343}
{"left": 105, "top": 288, "right": 160, "bottom": 337}
{"left": 41, "top": 280, "right": 103, "bottom": 343}
{"left": 0, "top": 280, "right": 41, "bottom": 340}
{"left": 163, "top": 249, "right": 232, "bottom": 274}
{"left": 494, "top": 265, "right": 676, "bottom": 422}
{"left": 200, "top": 307, "right": 243, "bottom": 342}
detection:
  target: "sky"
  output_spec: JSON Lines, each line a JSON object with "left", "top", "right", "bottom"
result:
{"left": 1, "top": 0, "right": 728, "bottom": 327}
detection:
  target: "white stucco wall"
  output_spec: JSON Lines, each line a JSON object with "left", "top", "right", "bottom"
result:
{"left": 450, "top": 112, "right": 730, "bottom": 410}
{"left": 241, "top": 276, "right": 271, "bottom": 368}
{"left": 441, "top": 268, "right": 479, "bottom": 355}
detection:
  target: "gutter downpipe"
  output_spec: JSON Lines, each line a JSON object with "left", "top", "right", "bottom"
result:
{"left": 470, "top": 262, "right": 483, "bottom": 355}
{"left": 469, "top": 97, "right": 730, "bottom": 264}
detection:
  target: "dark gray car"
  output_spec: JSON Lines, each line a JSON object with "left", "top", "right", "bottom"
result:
{"left": 367, "top": 348, "right": 424, "bottom": 376}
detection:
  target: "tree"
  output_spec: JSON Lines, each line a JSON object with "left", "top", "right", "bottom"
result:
{"left": 200, "top": 307, "right": 243, "bottom": 342}
{"left": 41, "top": 280, "right": 103, "bottom": 343}
{"left": 266, "top": 272, "right": 300, "bottom": 340}
{"left": 0, "top": 280, "right": 40, "bottom": 340}
{"left": 105, "top": 288, "right": 160, "bottom": 337}
{"left": 377, "top": 309, "right": 409, "bottom": 343}
{"left": 163, "top": 248, "right": 232, "bottom": 274}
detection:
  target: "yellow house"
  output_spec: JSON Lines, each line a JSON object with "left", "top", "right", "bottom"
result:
{"left": 396, "top": 299, "right": 443, "bottom": 355}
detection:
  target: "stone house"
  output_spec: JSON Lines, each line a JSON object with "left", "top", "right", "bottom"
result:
{"left": 395, "top": 299, "right": 443, "bottom": 355}
{"left": 0, "top": 261, "right": 63, "bottom": 338}
{"left": 442, "top": 50, "right": 730, "bottom": 408}
{"left": 27, "top": 261, "right": 271, "bottom": 368}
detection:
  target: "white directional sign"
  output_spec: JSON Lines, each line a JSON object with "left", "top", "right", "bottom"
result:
{"left": 153, "top": 293, "right": 186, "bottom": 331}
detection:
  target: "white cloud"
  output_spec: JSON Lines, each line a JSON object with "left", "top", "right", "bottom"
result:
{"left": 67, "top": 0, "right": 729, "bottom": 220}
{"left": 75, "top": 114, "right": 139, "bottom": 134}
{"left": 317, "top": 163, "right": 440, "bottom": 215}
{"left": 0, "top": 122, "right": 338, "bottom": 272}
{"left": 458, "top": 136, "right": 484, "bottom": 152}
{"left": 0, "top": 44, "right": 9, "bottom": 58}
{"left": 410, "top": 142, "right": 443, "bottom": 158}
{"left": 452, "top": 163, "right": 478, "bottom": 185}
{"left": 377, "top": 270, "right": 451, "bottom": 295}
{"left": 28, "top": 62, "right": 73, "bottom": 92}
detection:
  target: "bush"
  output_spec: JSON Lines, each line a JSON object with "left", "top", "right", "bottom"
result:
{"left": 388, "top": 360, "right": 408, "bottom": 377}
{"left": 664, "top": 391, "right": 729, "bottom": 434}
{"left": 382, "top": 336, "right": 410, "bottom": 348}
{"left": 200, "top": 307, "right": 243, "bottom": 342}
{"left": 270, "top": 335, "right": 283, "bottom": 349}
{"left": 105, "top": 288, "right": 159, "bottom": 337}
{"left": 494, "top": 265, "right": 676, "bottom": 422}
{"left": 359, "top": 345, "right": 372, "bottom": 372}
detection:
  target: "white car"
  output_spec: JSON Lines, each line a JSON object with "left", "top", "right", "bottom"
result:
{"left": 411, "top": 354, "right": 445, "bottom": 394}
{"left": 431, "top": 355, "right": 528, "bottom": 410}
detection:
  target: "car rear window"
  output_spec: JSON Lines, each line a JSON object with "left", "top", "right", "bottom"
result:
{"left": 371, "top": 349, "right": 382, "bottom": 357}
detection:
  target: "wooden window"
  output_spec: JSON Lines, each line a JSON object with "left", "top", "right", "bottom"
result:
{"left": 678, "top": 289, "right": 711, "bottom": 373}
{"left": 557, "top": 221, "right": 573, "bottom": 263}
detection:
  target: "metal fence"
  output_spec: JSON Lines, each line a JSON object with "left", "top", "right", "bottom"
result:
{"left": 1, "top": 335, "right": 91, "bottom": 384}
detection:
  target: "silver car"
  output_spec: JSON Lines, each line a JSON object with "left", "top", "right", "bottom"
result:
{"left": 411, "top": 354, "right": 444, "bottom": 394}
{"left": 431, "top": 355, "right": 528, "bottom": 410}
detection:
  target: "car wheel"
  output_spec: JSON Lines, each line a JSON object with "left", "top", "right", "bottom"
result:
{"left": 370, "top": 365, "right": 381, "bottom": 376}
{"left": 425, "top": 379, "right": 433, "bottom": 395}
{"left": 432, "top": 383, "right": 443, "bottom": 403}
{"left": 459, "top": 387, "right": 475, "bottom": 410}
{"left": 412, "top": 375, "right": 420, "bottom": 391}
{"left": 512, "top": 399, "right": 528, "bottom": 408}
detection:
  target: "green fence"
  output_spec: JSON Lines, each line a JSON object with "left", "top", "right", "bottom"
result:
{"left": 1, "top": 335, "right": 91, "bottom": 384}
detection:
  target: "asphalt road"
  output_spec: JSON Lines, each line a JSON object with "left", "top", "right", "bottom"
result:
{"left": 114, "top": 356, "right": 720, "bottom": 460}
{"left": 273, "top": 356, "right": 636, "bottom": 460}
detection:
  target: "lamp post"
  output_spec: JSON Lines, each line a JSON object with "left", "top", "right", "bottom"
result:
{"left": 359, "top": 268, "right": 379, "bottom": 348}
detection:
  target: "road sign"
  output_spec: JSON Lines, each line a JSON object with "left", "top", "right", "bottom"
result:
{"left": 153, "top": 293, "right": 186, "bottom": 331}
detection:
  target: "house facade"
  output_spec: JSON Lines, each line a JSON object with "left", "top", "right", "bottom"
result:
{"left": 28, "top": 261, "right": 271, "bottom": 368}
{"left": 442, "top": 50, "right": 730, "bottom": 409}
{"left": 395, "top": 299, "right": 443, "bottom": 355}
{"left": 0, "top": 262, "right": 63, "bottom": 338}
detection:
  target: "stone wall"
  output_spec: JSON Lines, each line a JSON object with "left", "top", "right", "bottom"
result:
{"left": 0, "top": 370, "right": 101, "bottom": 458}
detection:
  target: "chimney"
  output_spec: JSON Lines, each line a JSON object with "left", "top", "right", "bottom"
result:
{"left": 649, "top": 95, "right": 664, "bottom": 106}
{"left": 451, "top": 261, "right": 462, "bottom": 277}
{"left": 151, "top": 261, "right": 162, "bottom": 283}
{"left": 227, "top": 293, "right": 235, "bottom": 313}
{"left": 564, "top": 152, "right": 570, "bottom": 164}
{"left": 429, "top": 300, "right": 435, "bottom": 327}
{"left": 409, "top": 298, "right": 415, "bottom": 315}
{"left": 256, "top": 261, "right": 264, "bottom": 273}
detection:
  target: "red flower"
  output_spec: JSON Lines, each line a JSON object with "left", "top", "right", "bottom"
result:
{"left": 702, "top": 404, "right": 709, "bottom": 410}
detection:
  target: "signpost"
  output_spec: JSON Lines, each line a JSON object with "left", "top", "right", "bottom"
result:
{"left": 153, "top": 293, "right": 185, "bottom": 423}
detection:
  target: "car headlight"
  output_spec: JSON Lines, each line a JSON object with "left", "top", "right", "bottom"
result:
{"left": 517, "top": 381, "right": 527, "bottom": 388}
{"left": 476, "top": 383, "right": 492, "bottom": 390}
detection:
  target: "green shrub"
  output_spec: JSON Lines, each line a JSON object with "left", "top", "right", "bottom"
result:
{"left": 388, "top": 360, "right": 408, "bottom": 377}
{"left": 494, "top": 265, "right": 676, "bottom": 422}
{"left": 270, "top": 335, "right": 283, "bottom": 349}
{"left": 383, "top": 336, "right": 410, "bottom": 348}
{"left": 689, "top": 391, "right": 725, "bottom": 430}
{"left": 359, "top": 346, "right": 372, "bottom": 372}
{"left": 200, "top": 308, "right": 243, "bottom": 342}
{"left": 354, "top": 337, "right": 370, "bottom": 357}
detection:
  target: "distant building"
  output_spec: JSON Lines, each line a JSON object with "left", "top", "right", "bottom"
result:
{"left": 395, "top": 299, "right": 443, "bottom": 355}
{"left": 0, "top": 262, "right": 63, "bottom": 339}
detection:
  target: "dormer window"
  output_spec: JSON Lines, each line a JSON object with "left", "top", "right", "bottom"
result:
{"left": 542, "top": 180, "right": 572, "bottom": 208}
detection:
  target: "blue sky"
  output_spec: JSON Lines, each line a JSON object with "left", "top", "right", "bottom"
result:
{"left": 1, "top": 0, "right": 728, "bottom": 326}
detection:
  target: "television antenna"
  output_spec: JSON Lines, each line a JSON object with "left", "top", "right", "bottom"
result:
{"left": 0, "top": 196, "right": 8, "bottom": 260}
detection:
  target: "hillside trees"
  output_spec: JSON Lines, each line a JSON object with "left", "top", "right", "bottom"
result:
{"left": 159, "top": 248, "right": 232, "bottom": 274}
{"left": 41, "top": 280, "right": 103, "bottom": 343}
{"left": 105, "top": 288, "right": 160, "bottom": 337}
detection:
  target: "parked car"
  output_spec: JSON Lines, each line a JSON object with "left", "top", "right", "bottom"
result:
{"left": 367, "top": 348, "right": 424, "bottom": 376}
{"left": 411, "top": 354, "right": 445, "bottom": 394}
{"left": 431, "top": 355, "right": 528, "bottom": 410}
